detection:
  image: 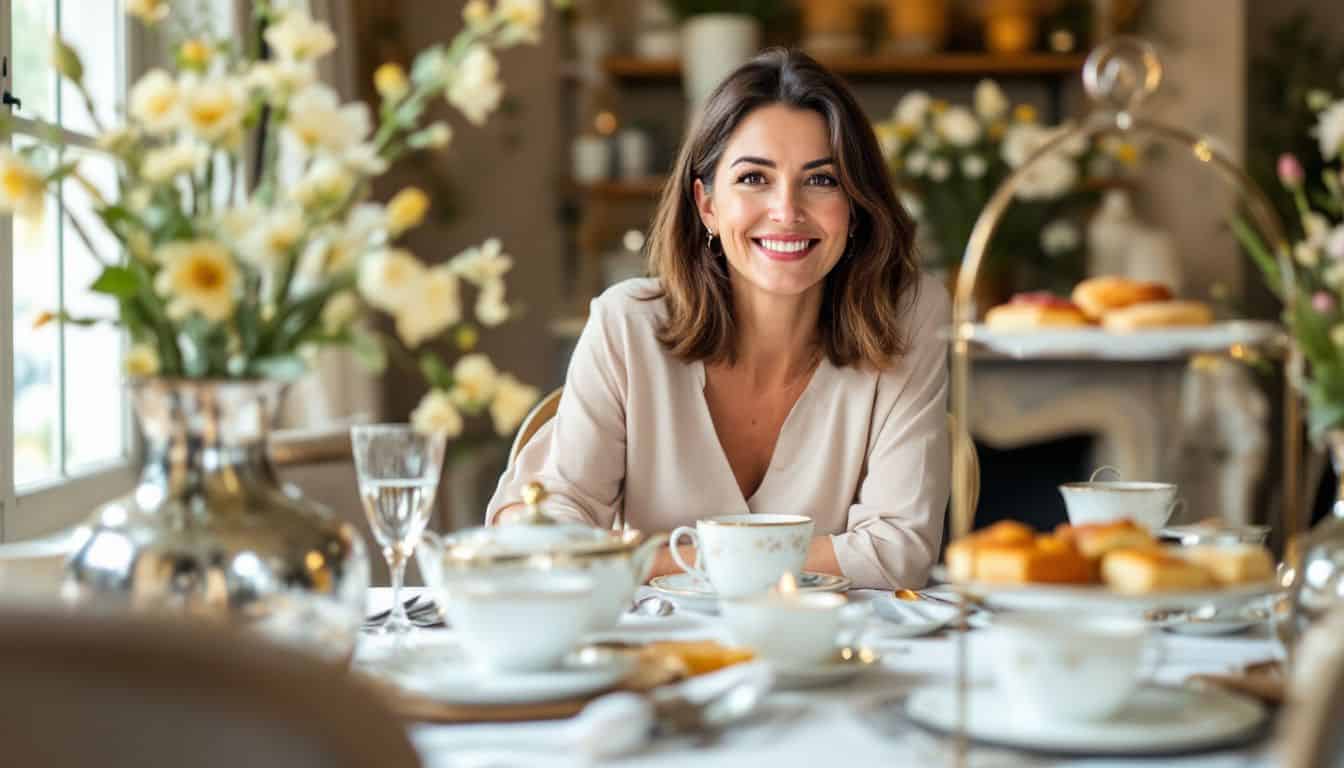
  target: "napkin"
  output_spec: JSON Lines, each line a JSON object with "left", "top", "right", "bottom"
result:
{"left": 1187, "top": 659, "right": 1284, "bottom": 705}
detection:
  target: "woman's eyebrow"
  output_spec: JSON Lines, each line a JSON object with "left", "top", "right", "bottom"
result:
{"left": 729, "top": 155, "right": 835, "bottom": 169}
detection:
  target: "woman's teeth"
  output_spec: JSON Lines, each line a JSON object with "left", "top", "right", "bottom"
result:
{"left": 757, "top": 238, "right": 812, "bottom": 253}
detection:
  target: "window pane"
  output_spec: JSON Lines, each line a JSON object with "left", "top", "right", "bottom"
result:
{"left": 12, "top": 0, "right": 55, "bottom": 123}
{"left": 12, "top": 137, "right": 61, "bottom": 486}
{"left": 58, "top": 0, "right": 120, "bottom": 135}
{"left": 62, "top": 150, "right": 125, "bottom": 470}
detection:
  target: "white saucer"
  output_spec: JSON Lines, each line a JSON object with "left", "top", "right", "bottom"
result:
{"left": 870, "top": 598, "right": 961, "bottom": 638}
{"left": 904, "top": 684, "right": 1267, "bottom": 756}
{"left": 395, "top": 649, "right": 634, "bottom": 705}
{"left": 649, "top": 572, "right": 851, "bottom": 612}
{"left": 770, "top": 649, "right": 880, "bottom": 689}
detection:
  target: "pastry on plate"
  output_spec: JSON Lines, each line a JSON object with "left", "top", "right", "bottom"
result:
{"left": 946, "top": 520, "right": 1036, "bottom": 581}
{"left": 1101, "top": 300, "right": 1214, "bottom": 330}
{"left": 1180, "top": 544, "right": 1274, "bottom": 585}
{"left": 984, "top": 292, "right": 1091, "bottom": 330}
{"left": 975, "top": 535, "right": 1092, "bottom": 585}
{"left": 1101, "top": 547, "right": 1216, "bottom": 593}
{"left": 641, "top": 640, "right": 755, "bottom": 676}
{"left": 1071, "top": 276, "right": 1172, "bottom": 320}
{"left": 1055, "top": 519, "right": 1156, "bottom": 561}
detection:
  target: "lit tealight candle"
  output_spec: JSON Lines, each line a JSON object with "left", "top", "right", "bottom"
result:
{"left": 775, "top": 571, "right": 799, "bottom": 597}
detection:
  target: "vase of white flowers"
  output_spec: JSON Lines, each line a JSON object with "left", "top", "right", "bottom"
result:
{"left": 1, "top": 0, "right": 551, "bottom": 655}
{"left": 873, "top": 79, "right": 1133, "bottom": 300}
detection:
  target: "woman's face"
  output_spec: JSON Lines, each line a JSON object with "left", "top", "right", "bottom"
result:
{"left": 695, "top": 104, "right": 851, "bottom": 300}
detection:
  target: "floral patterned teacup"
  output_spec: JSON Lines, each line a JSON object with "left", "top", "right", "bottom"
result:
{"left": 670, "top": 514, "right": 813, "bottom": 598}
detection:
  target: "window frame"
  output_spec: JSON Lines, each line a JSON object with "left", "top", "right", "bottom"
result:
{"left": 1, "top": 0, "right": 139, "bottom": 542}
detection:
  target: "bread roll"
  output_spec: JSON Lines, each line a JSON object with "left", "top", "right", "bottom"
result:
{"left": 975, "top": 537, "right": 1092, "bottom": 585}
{"left": 1071, "top": 276, "right": 1172, "bottom": 320}
{"left": 1181, "top": 544, "right": 1274, "bottom": 585}
{"left": 1056, "top": 520, "right": 1155, "bottom": 560}
{"left": 1101, "top": 300, "right": 1214, "bottom": 330}
{"left": 946, "top": 520, "right": 1037, "bottom": 581}
{"left": 1101, "top": 548, "right": 1216, "bottom": 593}
{"left": 985, "top": 301, "right": 1090, "bottom": 330}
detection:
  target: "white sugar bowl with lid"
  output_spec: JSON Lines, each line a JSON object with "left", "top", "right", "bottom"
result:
{"left": 418, "top": 481, "right": 668, "bottom": 630}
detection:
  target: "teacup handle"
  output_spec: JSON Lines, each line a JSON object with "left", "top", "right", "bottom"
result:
{"left": 1140, "top": 631, "right": 1167, "bottom": 681}
{"left": 838, "top": 601, "right": 872, "bottom": 648}
{"left": 1165, "top": 498, "right": 1187, "bottom": 523}
{"left": 669, "top": 526, "right": 710, "bottom": 584}
{"left": 1089, "top": 465, "right": 1122, "bottom": 482}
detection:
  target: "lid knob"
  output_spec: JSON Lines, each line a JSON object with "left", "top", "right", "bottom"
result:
{"left": 519, "top": 481, "right": 557, "bottom": 525}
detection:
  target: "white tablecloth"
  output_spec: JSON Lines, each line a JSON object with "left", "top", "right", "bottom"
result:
{"left": 358, "top": 588, "right": 1281, "bottom": 768}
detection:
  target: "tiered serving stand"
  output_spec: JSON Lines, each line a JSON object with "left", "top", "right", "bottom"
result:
{"left": 942, "top": 37, "right": 1300, "bottom": 765}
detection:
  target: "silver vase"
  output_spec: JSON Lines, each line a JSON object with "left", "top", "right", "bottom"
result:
{"left": 1288, "top": 429, "right": 1344, "bottom": 633}
{"left": 64, "top": 379, "right": 370, "bottom": 659}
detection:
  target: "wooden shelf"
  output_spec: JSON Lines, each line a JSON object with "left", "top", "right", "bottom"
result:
{"left": 603, "top": 53, "right": 1088, "bottom": 81}
{"left": 572, "top": 177, "right": 668, "bottom": 201}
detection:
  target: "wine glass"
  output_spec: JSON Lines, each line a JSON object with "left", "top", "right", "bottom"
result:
{"left": 351, "top": 424, "right": 447, "bottom": 635}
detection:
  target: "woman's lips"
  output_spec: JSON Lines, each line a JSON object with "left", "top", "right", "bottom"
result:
{"left": 752, "top": 237, "right": 819, "bottom": 262}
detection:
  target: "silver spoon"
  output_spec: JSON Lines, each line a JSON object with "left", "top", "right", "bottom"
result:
{"left": 631, "top": 595, "right": 675, "bottom": 617}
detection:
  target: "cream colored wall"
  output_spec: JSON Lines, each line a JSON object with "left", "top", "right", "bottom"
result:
{"left": 1130, "top": 0, "right": 1247, "bottom": 298}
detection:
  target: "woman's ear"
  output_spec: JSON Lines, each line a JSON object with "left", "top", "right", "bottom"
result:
{"left": 693, "top": 178, "right": 716, "bottom": 233}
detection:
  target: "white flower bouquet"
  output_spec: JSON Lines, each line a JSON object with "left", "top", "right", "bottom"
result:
{"left": 1239, "top": 94, "right": 1344, "bottom": 436}
{"left": 0, "top": 0, "right": 558, "bottom": 438}
{"left": 873, "top": 80, "right": 1132, "bottom": 293}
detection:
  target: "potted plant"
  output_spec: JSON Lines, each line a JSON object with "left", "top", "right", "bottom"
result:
{"left": 662, "top": 1, "right": 783, "bottom": 109}
{"left": 873, "top": 79, "right": 1132, "bottom": 303}
{"left": 0, "top": 0, "right": 553, "bottom": 653}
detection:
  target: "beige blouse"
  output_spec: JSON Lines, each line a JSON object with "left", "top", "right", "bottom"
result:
{"left": 487, "top": 275, "right": 951, "bottom": 590}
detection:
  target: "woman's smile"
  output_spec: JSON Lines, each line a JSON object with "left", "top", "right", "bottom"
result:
{"left": 752, "top": 234, "right": 821, "bottom": 262}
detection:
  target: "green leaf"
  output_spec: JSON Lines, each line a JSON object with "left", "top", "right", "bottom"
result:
{"left": 90, "top": 267, "right": 141, "bottom": 298}
{"left": 251, "top": 355, "right": 308, "bottom": 380}
{"left": 350, "top": 329, "right": 387, "bottom": 374}
{"left": 419, "top": 353, "right": 453, "bottom": 389}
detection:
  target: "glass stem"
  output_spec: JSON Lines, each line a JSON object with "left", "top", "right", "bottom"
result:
{"left": 388, "top": 549, "right": 409, "bottom": 627}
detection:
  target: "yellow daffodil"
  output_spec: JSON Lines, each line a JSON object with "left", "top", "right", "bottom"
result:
{"left": 0, "top": 150, "right": 47, "bottom": 221}
{"left": 126, "top": 0, "right": 169, "bottom": 25}
{"left": 180, "top": 76, "right": 246, "bottom": 142}
{"left": 449, "top": 354, "right": 498, "bottom": 408}
{"left": 386, "top": 187, "right": 429, "bottom": 235}
{"left": 125, "top": 343, "right": 161, "bottom": 376}
{"left": 263, "top": 10, "right": 336, "bottom": 63}
{"left": 374, "top": 63, "right": 409, "bottom": 101}
{"left": 358, "top": 248, "right": 426, "bottom": 312}
{"left": 179, "top": 39, "right": 214, "bottom": 70}
{"left": 154, "top": 239, "right": 240, "bottom": 323}
{"left": 393, "top": 265, "right": 461, "bottom": 347}
{"left": 129, "top": 69, "right": 180, "bottom": 134}
{"left": 411, "top": 390, "right": 464, "bottom": 437}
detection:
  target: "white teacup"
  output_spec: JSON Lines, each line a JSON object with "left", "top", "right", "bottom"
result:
{"left": 669, "top": 514, "right": 814, "bottom": 598}
{"left": 719, "top": 591, "right": 868, "bottom": 666}
{"left": 440, "top": 570, "right": 595, "bottom": 673}
{"left": 989, "top": 612, "right": 1155, "bottom": 723}
{"left": 1059, "top": 468, "right": 1180, "bottom": 532}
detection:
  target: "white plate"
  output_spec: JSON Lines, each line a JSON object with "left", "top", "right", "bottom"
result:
{"left": 870, "top": 598, "right": 961, "bottom": 638}
{"left": 905, "top": 684, "right": 1267, "bottom": 756}
{"left": 933, "top": 567, "right": 1279, "bottom": 614}
{"left": 965, "top": 321, "right": 1281, "bottom": 361}
{"left": 770, "top": 651, "right": 879, "bottom": 689}
{"left": 649, "top": 571, "right": 851, "bottom": 612}
{"left": 394, "top": 649, "right": 634, "bottom": 706}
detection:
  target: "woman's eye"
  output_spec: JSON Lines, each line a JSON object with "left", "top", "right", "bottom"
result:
{"left": 737, "top": 171, "right": 767, "bottom": 185}
{"left": 806, "top": 173, "right": 839, "bottom": 187}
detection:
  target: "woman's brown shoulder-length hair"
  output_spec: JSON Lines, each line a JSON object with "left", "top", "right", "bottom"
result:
{"left": 644, "top": 47, "right": 920, "bottom": 369}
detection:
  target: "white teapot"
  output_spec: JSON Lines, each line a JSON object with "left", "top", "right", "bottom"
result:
{"left": 418, "top": 481, "right": 667, "bottom": 630}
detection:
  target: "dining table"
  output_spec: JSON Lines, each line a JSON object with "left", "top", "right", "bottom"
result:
{"left": 356, "top": 586, "right": 1282, "bottom": 768}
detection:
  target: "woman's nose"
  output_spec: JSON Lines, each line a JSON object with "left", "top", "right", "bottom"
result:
{"left": 768, "top": 185, "right": 803, "bottom": 224}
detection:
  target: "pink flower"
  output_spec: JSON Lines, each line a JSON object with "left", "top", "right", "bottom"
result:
{"left": 1278, "top": 154, "right": 1305, "bottom": 188}
{"left": 1313, "top": 291, "right": 1337, "bottom": 314}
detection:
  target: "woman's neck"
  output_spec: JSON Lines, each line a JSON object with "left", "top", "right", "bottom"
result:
{"left": 726, "top": 276, "right": 823, "bottom": 387}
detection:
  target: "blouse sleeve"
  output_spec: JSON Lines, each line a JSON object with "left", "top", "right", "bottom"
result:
{"left": 484, "top": 293, "right": 628, "bottom": 527}
{"left": 829, "top": 279, "right": 951, "bottom": 589}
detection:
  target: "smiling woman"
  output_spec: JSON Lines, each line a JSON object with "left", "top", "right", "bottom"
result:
{"left": 488, "top": 49, "right": 950, "bottom": 591}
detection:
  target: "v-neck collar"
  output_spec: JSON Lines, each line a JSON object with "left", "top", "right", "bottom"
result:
{"left": 692, "top": 355, "right": 831, "bottom": 509}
